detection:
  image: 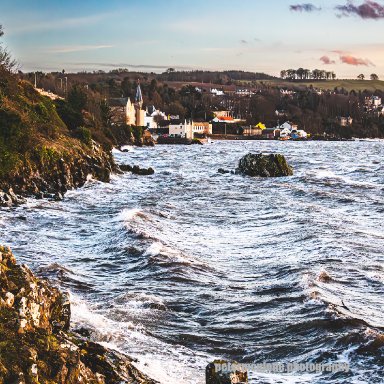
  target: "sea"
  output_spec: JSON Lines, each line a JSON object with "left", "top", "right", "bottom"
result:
{"left": 0, "top": 140, "right": 383, "bottom": 383}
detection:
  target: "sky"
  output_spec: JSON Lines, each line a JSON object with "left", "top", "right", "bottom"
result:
{"left": 1, "top": 0, "right": 384, "bottom": 78}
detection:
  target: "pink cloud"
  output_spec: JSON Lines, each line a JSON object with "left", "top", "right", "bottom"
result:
{"left": 340, "top": 54, "right": 374, "bottom": 66}
{"left": 320, "top": 55, "right": 336, "bottom": 64}
{"left": 336, "top": 1, "right": 384, "bottom": 20}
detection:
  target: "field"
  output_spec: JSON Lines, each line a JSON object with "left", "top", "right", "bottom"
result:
{"left": 255, "top": 79, "right": 384, "bottom": 92}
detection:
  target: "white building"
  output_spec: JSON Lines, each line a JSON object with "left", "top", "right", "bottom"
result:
{"left": 144, "top": 105, "right": 168, "bottom": 129}
{"left": 169, "top": 120, "right": 194, "bottom": 139}
{"left": 210, "top": 88, "right": 225, "bottom": 96}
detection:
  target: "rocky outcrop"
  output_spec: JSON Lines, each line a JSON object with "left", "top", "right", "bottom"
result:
{"left": 0, "top": 245, "right": 157, "bottom": 384}
{"left": 0, "top": 188, "right": 26, "bottom": 207}
{"left": 119, "top": 164, "right": 155, "bottom": 175}
{"left": 0, "top": 141, "right": 116, "bottom": 204}
{"left": 236, "top": 153, "right": 293, "bottom": 177}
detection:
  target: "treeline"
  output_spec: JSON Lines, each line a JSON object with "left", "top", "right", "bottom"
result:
{"left": 280, "top": 68, "right": 336, "bottom": 80}
{"left": 157, "top": 69, "right": 276, "bottom": 83}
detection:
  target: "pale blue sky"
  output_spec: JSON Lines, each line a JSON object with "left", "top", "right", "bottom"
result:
{"left": 1, "top": 0, "right": 383, "bottom": 78}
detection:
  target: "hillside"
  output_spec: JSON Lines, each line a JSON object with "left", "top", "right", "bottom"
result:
{"left": 0, "top": 70, "right": 117, "bottom": 203}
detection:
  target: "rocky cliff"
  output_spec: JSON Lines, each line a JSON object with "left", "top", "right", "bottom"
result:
{"left": 0, "top": 245, "right": 157, "bottom": 384}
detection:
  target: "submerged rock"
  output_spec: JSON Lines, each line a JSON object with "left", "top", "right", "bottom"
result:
{"left": 236, "top": 153, "right": 293, "bottom": 177}
{"left": 0, "top": 245, "right": 157, "bottom": 384}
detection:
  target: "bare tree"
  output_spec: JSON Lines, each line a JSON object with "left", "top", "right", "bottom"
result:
{"left": 0, "top": 24, "right": 17, "bottom": 72}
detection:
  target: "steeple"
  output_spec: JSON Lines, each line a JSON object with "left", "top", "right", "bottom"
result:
{"left": 135, "top": 79, "right": 143, "bottom": 108}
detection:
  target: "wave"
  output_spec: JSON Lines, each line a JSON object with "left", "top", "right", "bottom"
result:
{"left": 69, "top": 291, "right": 211, "bottom": 384}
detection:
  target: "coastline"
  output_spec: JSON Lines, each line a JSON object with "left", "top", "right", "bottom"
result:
{"left": 0, "top": 244, "right": 158, "bottom": 383}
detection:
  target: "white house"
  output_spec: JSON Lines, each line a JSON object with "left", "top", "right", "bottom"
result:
{"left": 169, "top": 120, "right": 194, "bottom": 139}
{"left": 210, "top": 88, "right": 225, "bottom": 96}
{"left": 144, "top": 105, "right": 168, "bottom": 129}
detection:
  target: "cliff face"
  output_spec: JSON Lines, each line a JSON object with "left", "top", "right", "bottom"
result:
{"left": 0, "top": 245, "right": 157, "bottom": 384}
{"left": 0, "top": 80, "right": 118, "bottom": 205}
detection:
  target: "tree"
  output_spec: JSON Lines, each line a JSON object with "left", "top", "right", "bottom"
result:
{"left": 68, "top": 85, "right": 88, "bottom": 112}
{"left": 370, "top": 73, "right": 379, "bottom": 80}
{"left": 357, "top": 74, "right": 365, "bottom": 80}
{"left": 0, "top": 25, "right": 17, "bottom": 72}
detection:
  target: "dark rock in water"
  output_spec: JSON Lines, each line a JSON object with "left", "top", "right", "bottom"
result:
{"left": 206, "top": 360, "right": 248, "bottom": 384}
{"left": 0, "top": 188, "right": 26, "bottom": 207}
{"left": 236, "top": 153, "right": 293, "bottom": 177}
{"left": 218, "top": 168, "right": 231, "bottom": 174}
{"left": 54, "top": 192, "right": 63, "bottom": 201}
{"left": 120, "top": 164, "right": 155, "bottom": 175}
{"left": 0, "top": 245, "right": 157, "bottom": 384}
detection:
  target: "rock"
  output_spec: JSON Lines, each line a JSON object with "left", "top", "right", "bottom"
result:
{"left": 206, "top": 360, "right": 248, "bottom": 384}
{"left": 0, "top": 189, "right": 26, "bottom": 207}
{"left": 119, "top": 164, "right": 133, "bottom": 172}
{"left": 0, "top": 245, "right": 158, "bottom": 384}
{"left": 218, "top": 168, "right": 231, "bottom": 174}
{"left": 236, "top": 153, "right": 293, "bottom": 177}
{"left": 54, "top": 192, "right": 63, "bottom": 201}
{"left": 120, "top": 164, "right": 155, "bottom": 175}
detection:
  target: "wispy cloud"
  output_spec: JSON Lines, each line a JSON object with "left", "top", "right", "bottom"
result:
{"left": 340, "top": 54, "right": 375, "bottom": 65}
{"left": 47, "top": 45, "right": 114, "bottom": 54}
{"left": 335, "top": 1, "right": 384, "bottom": 19}
{"left": 320, "top": 55, "right": 336, "bottom": 64}
{"left": 290, "top": 3, "right": 321, "bottom": 12}
{"left": 69, "top": 62, "right": 196, "bottom": 70}
{"left": 7, "top": 12, "right": 116, "bottom": 35}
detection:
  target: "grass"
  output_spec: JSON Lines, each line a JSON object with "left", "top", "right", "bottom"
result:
{"left": 255, "top": 79, "right": 384, "bottom": 92}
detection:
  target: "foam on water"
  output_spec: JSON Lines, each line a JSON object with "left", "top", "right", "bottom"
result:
{"left": 1, "top": 140, "right": 383, "bottom": 383}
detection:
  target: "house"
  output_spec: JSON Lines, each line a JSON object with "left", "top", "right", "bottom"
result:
{"left": 262, "top": 128, "right": 280, "bottom": 139}
{"left": 243, "top": 126, "right": 262, "bottom": 136}
{"left": 236, "top": 89, "right": 253, "bottom": 96}
{"left": 211, "top": 116, "right": 236, "bottom": 123}
{"left": 210, "top": 88, "right": 225, "bottom": 96}
{"left": 109, "top": 98, "right": 129, "bottom": 125}
{"left": 109, "top": 82, "right": 146, "bottom": 126}
{"left": 169, "top": 120, "right": 194, "bottom": 139}
{"left": 144, "top": 105, "right": 168, "bottom": 129}
{"left": 192, "top": 122, "right": 212, "bottom": 135}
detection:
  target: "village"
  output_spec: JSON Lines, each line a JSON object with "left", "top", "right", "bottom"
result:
{"left": 109, "top": 82, "right": 310, "bottom": 143}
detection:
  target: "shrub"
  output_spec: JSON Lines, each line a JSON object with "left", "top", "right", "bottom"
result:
{"left": 72, "top": 127, "right": 92, "bottom": 146}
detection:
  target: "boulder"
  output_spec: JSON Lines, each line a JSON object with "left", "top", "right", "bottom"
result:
{"left": 236, "top": 153, "right": 293, "bottom": 177}
{"left": 119, "top": 164, "right": 155, "bottom": 175}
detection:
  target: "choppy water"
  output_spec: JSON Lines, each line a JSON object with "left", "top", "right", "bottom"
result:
{"left": 1, "top": 140, "right": 383, "bottom": 383}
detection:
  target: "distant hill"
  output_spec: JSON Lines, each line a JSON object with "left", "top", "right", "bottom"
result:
{"left": 157, "top": 70, "right": 277, "bottom": 83}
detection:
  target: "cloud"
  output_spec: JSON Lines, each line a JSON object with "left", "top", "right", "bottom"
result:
{"left": 335, "top": 1, "right": 384, "bottom": 19}
{"left": 69, "top": 62, "right": 196, "bottom": 70}
{"left": 47, "top": 45, "right": 114, "bottom": 53}
{"left": 290, "top": 3, "right": 321, "bottom": 12}
{"left": 340, "top": 54, "right": 374, "bottom": 65}
{"left": 320, "top": 55, "right": 336, "bottom": 64}
{"left": 7, "top": 12, "right": 116, "bottom": 35}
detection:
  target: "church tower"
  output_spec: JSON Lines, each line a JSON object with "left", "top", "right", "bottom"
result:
{"left": 134, "top": 80, "right": 145, "bottom": 126}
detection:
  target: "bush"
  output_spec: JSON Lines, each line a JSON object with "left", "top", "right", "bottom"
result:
{"left": 72, "top": 127, "right": 92, "bottom": 146}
